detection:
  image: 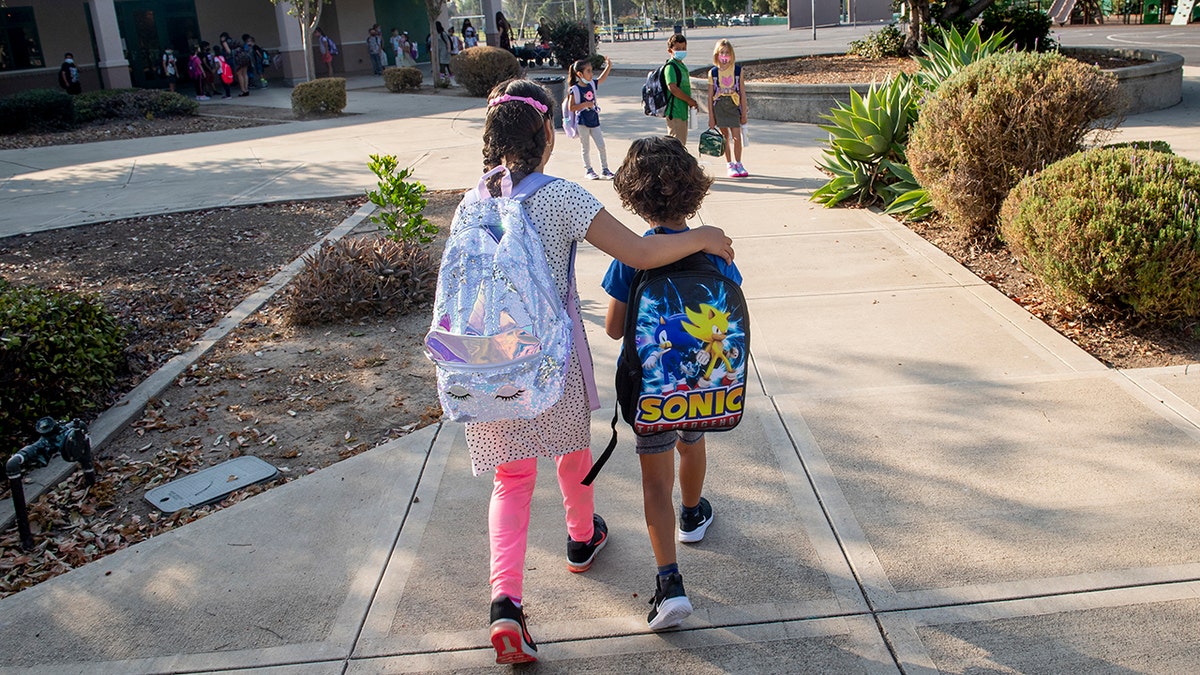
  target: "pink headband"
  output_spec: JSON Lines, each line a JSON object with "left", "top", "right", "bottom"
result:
{"left": 487, "top": 94, "right": 548, "bottom": 114}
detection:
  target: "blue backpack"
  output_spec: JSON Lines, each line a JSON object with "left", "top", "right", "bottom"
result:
{"left": 583, "top": 240, "right": 749, "bottom": 485}
{"left": 425, "top": 168, "right": 574, "bottom": 423}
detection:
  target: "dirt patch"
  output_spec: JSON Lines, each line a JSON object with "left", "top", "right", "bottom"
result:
{"left": 744, "top": 55, "right": 920, "bottom": 84}
{"left": 0, "top": 112, "right": 289, "bottom": 151}
{"left": 744, "top": 51, "right": 1149, "bottom": 85}
{"left": 0, "top": 192, "right": 459, "bottom": 597}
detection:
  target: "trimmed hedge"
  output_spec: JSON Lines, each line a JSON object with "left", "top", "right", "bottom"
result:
{"left": 1000, "top": 148, "right": 1200, "bottom": 322}
{"left": 907, "top": 51, "right": 1126, "bottom": 240}
{"left": 0, "top": 89, "right": 74, "bottom": 134}
{"left": 291, "top": 77, "right": 347, "bottom": 118}
{"left": 384, "top": 66, "right": 423, "bottom": 92}
{"left": 451, "top": 47, "right": 522, "bottom": 97}
{"left": 74, "top": 88, "right": 198, "bottom": 123}
{"left": 0, "top": 281, "right": 125, "bottom": 455}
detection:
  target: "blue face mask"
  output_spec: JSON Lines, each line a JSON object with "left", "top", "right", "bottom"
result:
{"left": 673, "top": 50, "right": 687, "bottom": 61}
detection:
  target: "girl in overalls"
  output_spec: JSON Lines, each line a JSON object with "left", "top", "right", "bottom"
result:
{"left": 567, "top": 57, "right": 614, "bottom": 180}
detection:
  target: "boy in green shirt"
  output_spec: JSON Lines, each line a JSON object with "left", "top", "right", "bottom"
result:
{"left": 664, "top": 34, "right": 699, "bottom": 145}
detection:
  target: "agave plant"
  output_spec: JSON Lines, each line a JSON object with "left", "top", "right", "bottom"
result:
{"left": 879, "top": 160, "right": 934, "bottom": 220}
{"left": 913, "top": 23, "right": 1012, "bottom": 91}
{"left": 812, "top": 74, "right": 921, "bottom": 209}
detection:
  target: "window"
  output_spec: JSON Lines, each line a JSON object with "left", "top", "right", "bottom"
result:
{"left": 1, "top": 6, "right": 45, "bottom": 71}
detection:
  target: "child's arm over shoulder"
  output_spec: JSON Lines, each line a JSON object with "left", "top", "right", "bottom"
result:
{"left": 585, "top": 209, "right": 734, "bottom": 269}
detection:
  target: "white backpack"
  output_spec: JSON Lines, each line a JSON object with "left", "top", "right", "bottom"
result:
{"left": 562, "top": 87, "right": 579, "bottom": 139}
{"left": 425, "top": 168, "right": 574, "bottom": 423}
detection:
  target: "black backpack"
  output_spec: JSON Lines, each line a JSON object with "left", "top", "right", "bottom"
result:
{"left": 642, "top": 60, "right": 684, "bottom": 118}
{"left": 583, "top": 243, "right": 750, "bottom": 485}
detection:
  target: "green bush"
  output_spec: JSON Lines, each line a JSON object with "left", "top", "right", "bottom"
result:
{"left": 0, "top": 88, "right": 74, "bottom": 134}
{"left": 384, "top": 66, "right": 423, "bottom": 91}
{"left": 1104, "top": 139, "right": 1173, "bottom": 154}
{"left": 1000, "top": 148, "right": 1200, "bottom": 322}
{"left": 0, "top": 281, "right": 125, "bottom": 454}
{"left": 451, "top": 47, "right": 522, "bottom": 97}
{"left": 913, "top": 24, "right": 1012, "bottom": 92}
{"left": 847, "top": 24, "right": 906, "bottom": 59}
{"left": 291, "top": 78, "right": 347, "bottom": 118}
{"left": 284, "top": 236, "right": 438, "bottom": 326}
{"left": 546, "top": 19, "right": 595, "bottom": 68}
{"left": 74, "top": 88, "right": 198, "bottom": 123}
{"left": 907, "top": 51, "right": 1126, "bottom": 240}
{"left": 980, "top": 5, "right": 1055, "bottom": 52}
{"left": 365, "top": 154, "right": 438, "bottom": 244}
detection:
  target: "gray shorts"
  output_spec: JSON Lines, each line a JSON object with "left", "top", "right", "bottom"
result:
{"left": 636, "top": 429, "right": 704, "bottom": 455}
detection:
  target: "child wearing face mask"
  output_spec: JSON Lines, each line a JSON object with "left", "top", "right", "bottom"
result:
{"left": 567, "top": 56, "right": 615, "bottom": 180}
{"left": 708, "top": 39, "right": 749, "bottom": 178}
{"left": 663, "top": 34, "right": 700, "bottom": 145}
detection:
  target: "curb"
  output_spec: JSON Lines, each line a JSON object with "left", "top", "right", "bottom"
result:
{"left": 0, "top": 200, "right": 377, "bottom": 531}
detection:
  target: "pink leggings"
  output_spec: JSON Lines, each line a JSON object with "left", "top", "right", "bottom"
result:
{"left": 489, "top": 449, "right": 595, "bottom": 602}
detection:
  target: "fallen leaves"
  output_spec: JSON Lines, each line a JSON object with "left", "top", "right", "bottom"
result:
{"left": 0, "top": 450, "right": 287, "bottom": 598}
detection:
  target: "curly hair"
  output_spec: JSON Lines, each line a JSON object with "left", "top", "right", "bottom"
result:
{"left": 481, "top": 79, "right": 553, "bottom": 195}
{"left": 613, "top": 136, "right": 712, "bottom": 225}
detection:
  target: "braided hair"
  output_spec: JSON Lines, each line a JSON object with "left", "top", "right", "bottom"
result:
{"left": 482, "top": 79, "right": 553, "bottom": 196}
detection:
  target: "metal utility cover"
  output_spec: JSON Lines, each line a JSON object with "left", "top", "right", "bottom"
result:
{"left": 144, "top": 456, "right": 279, "bottom": 513}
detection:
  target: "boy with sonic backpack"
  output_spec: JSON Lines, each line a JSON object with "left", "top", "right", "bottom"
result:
{"left": 601, "top": 136, "right": 746, "bottom": 631}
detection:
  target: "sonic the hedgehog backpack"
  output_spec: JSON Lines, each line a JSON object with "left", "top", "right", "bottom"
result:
{"left": 583, "top": 242, "right": 749, "bottom": 484}
{"left": 424, "top": 167, "right": 575, "bottom": 423}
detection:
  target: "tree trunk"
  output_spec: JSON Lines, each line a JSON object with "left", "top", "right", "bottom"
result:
{"left": 904, "top": 0, "right": 931, "bottom": 53}
{"left": 586, "top": 0, "right": 596, "bottom": 56}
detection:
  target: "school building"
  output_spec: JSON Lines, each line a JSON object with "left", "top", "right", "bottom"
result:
{"left": 0, "top": 0, "right": 499, "bottom": 96}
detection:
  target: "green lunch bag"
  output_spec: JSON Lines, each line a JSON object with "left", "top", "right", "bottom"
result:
{"left": 698, "top": 128, "right": 726, "bottom": 157}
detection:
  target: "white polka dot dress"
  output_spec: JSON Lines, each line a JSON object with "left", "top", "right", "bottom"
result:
{"left": 461, "top": 178, "right": 604, "bottom": 475}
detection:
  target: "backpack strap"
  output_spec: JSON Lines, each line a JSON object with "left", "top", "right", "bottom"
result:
{"left": 510, "top": 172, "right": 556, "bottom": 202}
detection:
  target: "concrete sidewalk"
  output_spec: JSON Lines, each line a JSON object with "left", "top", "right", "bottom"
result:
{"left": 3, "top": 25, "right": 1200, "bottom": 674}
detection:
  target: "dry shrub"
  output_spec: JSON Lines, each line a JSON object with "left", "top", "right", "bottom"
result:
{"left": 451, "top": 47, "right": 522, "bottom": 97}
{"left": 384, "top": 66, "right": 423, "bottom": 92}
{"left": 290, "top": 78, "right": 347, "bottom": 118}
{"left": 1000, "top": 148, "right": 1200, "bottom": 323}
{"left": 907, "top": 51, "right": 1126, "bottom": 241}
{"left": 285, "top": 236, "right": 437, "bottom": 325}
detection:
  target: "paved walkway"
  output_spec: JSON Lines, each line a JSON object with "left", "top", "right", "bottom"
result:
{"left": 2, "top": 24, "right": 1200, "bottom": 674}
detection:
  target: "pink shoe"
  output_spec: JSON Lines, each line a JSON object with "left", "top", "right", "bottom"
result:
{"left": 726, "top": 162, "right": 739, "bottom": 178}
{"left": 735, "top": 162, "right": 749, "bottom": 178}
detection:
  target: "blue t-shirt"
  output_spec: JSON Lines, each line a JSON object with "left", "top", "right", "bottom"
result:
{"left": 573, "top": 79, "right": 601, "bottom": 128}
{"left": 601, "top": 226, "right": 743, "bottom": 303}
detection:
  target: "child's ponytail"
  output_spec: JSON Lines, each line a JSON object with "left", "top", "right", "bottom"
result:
{"left": 568, "top": 59, "right": 588, "bottom": 88}
{"left": 482, "top": 79, "right": 554, "bottom": 195}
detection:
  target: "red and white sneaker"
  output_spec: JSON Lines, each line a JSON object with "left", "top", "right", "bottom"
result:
{"left": 490, "top": 596, "right": 538, "bottom": 664}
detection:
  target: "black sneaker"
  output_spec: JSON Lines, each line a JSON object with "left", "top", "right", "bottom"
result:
{"left": 489, "top": 596, "right": 538, "bottom": 664}
{"left": 647, "top": 571, "right": 693, "bottom": 630}
{"left": 566, "top": 513, "right": 608, "bottom": 573}
{"left": 678, "top": 497, "right": 714, "bottom": 543}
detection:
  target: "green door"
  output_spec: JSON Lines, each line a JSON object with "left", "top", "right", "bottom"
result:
{"left": 115, "top": 0, "right": 200, "bottom": 88}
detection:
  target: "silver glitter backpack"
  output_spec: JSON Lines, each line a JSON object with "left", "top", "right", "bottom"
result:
{"left": 425, "top": 168, "right": 573, "bottom": 423}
